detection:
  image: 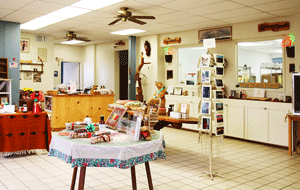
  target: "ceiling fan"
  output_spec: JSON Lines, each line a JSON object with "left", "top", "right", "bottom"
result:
{"left": 64, "top": 31, "right": 91, "bottom": 42}
{"left": 108, "top": 7, "right": 155, "bottom": 25}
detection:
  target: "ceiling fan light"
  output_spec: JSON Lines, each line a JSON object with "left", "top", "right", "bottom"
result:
{"left": 122, "top": 17, "right": 126, "bottom": 22}
{"left": 61, "top": 39, "right": 85, "bottom": 44}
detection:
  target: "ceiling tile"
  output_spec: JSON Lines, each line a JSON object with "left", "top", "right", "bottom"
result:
{"left": 252, "top": 0, "right": 300, "bottom": 12}
{"left": 48, "top": 19, "right": 89, "bottom": 28}
{"left": 183, "top": 1, "right": 245, "bottom": 15}
{"left": 155, "top": 11, "right": 196, "bottom": 22}
{"left": 40, "top": 0, "right": 81, "bottom": 6}
{"left": 166, "top": 16, "right": 212, "bottom": 27}
{"left": 72, "top": 11, "right": 115, "bottom": 22}
{"left": 0, "top": 8, "right": 14, "bottom": 19}
{"left": 2, "top": 11, "right": 42, "bottom": 23}
{"left": 0, "top": 0, "right": 35, "bottom": 10}
{"left": 133, "top": 0, "right": 174, "bottom": 5}
{"left": 159, "top": 0, "right": 226, "bottom": 11}
{"left": 184, "top": 20, "right": 228, "bottom": 30}
{"left": 231, "top": 0, "right": 282, "bottom": 6}
{"left": 268, "top": 6, "right": 300, "bottom": 16}
{"left": 97, "top": 0, "right": 153, "bottom": 14}
{"left": 220, "top": 13, "right": 276, "bottom": 24}
{"left": 205, "top": 7, "right": 262, "bottom": 20}
{"left": 138, "top": 6, "right": 174, "bottom": 16}
{"left": 151, "top": 26, "right": 190, "bottom": 34}
{"left": 19, "top": 1, "right": 65, "bottom": 15}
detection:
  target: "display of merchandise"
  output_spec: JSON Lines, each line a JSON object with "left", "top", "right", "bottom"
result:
{"left": 99, "top": 115, "right": 105, "bottom": 132}
{"left": 198, "top": 51, "right": 225, "bottom": 180}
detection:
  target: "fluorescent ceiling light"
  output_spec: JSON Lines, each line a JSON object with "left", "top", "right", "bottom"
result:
{"left": 71, "top": 0, "right": 124, "bottom": 10}
{"left": 111, "top": 29, "right": 146, "bottom": 35}
{"left": 20, "top": 15, "right": 66, "bottom": 30}
{"left": 48, "top": 6, "right": 91, "bottom": 18}
{"left": 61, "top": 40, "right": 85, "bottom": 44}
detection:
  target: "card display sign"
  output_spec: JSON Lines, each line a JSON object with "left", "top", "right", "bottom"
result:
{"left": 253, "top": 88, "right": 265, "bottom": 98}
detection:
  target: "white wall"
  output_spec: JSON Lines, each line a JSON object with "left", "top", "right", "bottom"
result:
{"left": 83, "top": 45, "right": 95, "bottom": 88}
{"left": 20, "top": 33, "right": 54, "bottom": 92}
{"left": 54, "top": 44, "right": 84, "bottom": 89}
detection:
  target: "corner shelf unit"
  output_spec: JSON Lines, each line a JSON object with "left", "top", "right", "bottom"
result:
{"left": 20, "top": 62, "right": 44, "bottom": 74}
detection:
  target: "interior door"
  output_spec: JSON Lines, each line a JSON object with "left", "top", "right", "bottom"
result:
{"left": 61, "top": 62, "right": 80, "bottom": 89}
{"left": 119, "top": 50, "right": 128, "bottom": 100}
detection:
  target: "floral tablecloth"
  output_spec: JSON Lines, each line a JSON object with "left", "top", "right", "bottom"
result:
{"left": 49, "top": 131, "right": 166, "bottom": 169}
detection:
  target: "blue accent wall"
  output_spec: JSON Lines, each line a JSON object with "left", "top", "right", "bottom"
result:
{"left": 128, "top": 36, "right": 136, "bottom": 100}
{"left": 0, "top": 21, "right": 20, "bottom": 105}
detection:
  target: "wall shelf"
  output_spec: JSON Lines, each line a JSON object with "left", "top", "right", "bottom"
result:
{"left": 20, "top": 62, "right": 44, "bottom": 74}
{"left": 0, "top": 58, "right": 8, "bottom": 79}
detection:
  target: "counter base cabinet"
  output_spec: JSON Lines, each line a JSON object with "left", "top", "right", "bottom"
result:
{"left": 48, "top": 95, "right": 114, "bottom": 131}
{"left": 223, "top": 99, "right": 291, "bottom": 147}
{"left": 246, "top": 107, "right": 268, "bottom": 143}
{"left": 225, "top": 104, "right": 244, "bottom": 138}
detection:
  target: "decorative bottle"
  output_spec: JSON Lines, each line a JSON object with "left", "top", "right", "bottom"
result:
{"left": 99, "top": 115, "right": 105, "bottom": 132}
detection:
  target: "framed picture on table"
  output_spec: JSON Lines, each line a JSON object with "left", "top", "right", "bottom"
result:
{"left": 106, "top": 106, "right": 127, "bottom": 130}
{"left": 215, "top": 102, "right": 223, "bottom": 112}
{"left": 1, "top": 97, "right": 8, "bottom": 105}
{"left": 215, "top": 79, "right": 224, "bottom": 88}
{"left": 216, "top": 126, "right": 224, "bottom": 136}
{"left": 215, "top": 66, "right": 224, "bottom": 76}
{"left": 215, "top": 114, "right": 224, "bottom": 124}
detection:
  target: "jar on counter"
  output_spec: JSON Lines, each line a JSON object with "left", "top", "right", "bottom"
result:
{"left": 23, "top": 104, "right": 27, "bottom": 113}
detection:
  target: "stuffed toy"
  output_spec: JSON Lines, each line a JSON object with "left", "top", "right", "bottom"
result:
{"left": 140, "top": 126, "right": 151, "bottom": 141}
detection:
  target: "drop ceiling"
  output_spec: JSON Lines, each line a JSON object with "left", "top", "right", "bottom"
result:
{"left": 1, "top": 0, "right": 299, "bottom": 46}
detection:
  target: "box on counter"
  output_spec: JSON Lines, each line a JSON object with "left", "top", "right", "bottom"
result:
{"left": 170, "top": 111, "right": 182, "bottom": 119}
{"left": 182, "top": 113, "right": 189, "bottom": 119}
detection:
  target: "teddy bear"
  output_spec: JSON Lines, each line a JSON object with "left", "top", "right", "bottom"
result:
{"left": 140, "top": 126, "right": 151, "bottom": 141}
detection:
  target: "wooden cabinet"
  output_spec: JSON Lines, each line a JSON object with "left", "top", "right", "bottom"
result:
{"left": 0, "top": 58, "right": 8, "bottom": 79}
{"left": 46, "top": 94, "right": 114, "bottom": 131}
{"left": 223, "top": 99, "right": 292, "bottom": 147}
{"left": 224, "top": 101, "right": 244, "bottom": 138}
{"left": 0, "top": 79, "right": 12, "bottom": 105}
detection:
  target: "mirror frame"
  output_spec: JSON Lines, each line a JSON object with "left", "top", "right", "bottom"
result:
{"left": 235, "top": 35, "right": 287, "bottom": 91}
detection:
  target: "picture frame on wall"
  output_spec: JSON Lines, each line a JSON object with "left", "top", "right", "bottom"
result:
{"left": 198, "top": 26, "right": 232, "bottom": 43}
{"left": 215, "top": 79, "right": 224, "bottom": 88}
{"left": 214, "top": 54, "right": 224, "bottom": 64}
{"left": 215, "top": 66, "right": 224, "bottom": 76}
{"left": 202, "top": 85, "right": 211, "bottom": 99}
{"left": 20, "top": 39, "right": 30, "bottom": 53}
{"left": 216, "top": 126, "right": 224, "bottom": 136}
{"left": 199, "top": 55, "right": 210, "bottom": 67}
{"left": 1, "top": 97, "right": 9, "bottom": 105}
{"left": 202, "top": 116, "right": 211, "bottom": 131}
{"left": 215, "top": 102, "right": 223, "bottom": 112}
{"left": 214, "top": 90, "right": 224, "bottom": 99}
{"left": 201, "top": 70, "right": 211, "bottom": 83}
{"left": 201, "top": 101, "right": 211, "bottom": 115}
{"left": 215, "top": 114, "right": 224, "bottom": 124}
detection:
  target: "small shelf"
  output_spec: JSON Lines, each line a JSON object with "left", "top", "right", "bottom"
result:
{"left": 0, "top": 92, "right": 10, "bottom": 94}
{"left": 20, "top": 62, "right": 44, "bottom": 74}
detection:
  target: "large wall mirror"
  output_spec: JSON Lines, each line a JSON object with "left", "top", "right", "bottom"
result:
{"left": 178, "top": 46, "right": 207, "bottom": 85}
{"left": 237, "top": 38, "right": 283, "bottom": 88}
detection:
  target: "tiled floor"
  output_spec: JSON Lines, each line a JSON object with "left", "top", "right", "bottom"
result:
{"left": 0, "top": 127, "right": 300, "bottom": 190}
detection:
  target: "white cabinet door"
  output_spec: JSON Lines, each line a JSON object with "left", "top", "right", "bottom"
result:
{"left": 225, "top": 104, "right": 245, "bottom": 138}
{"left": 268, "top": 109, "right": 288, "bottom": 146}
{"left": 246, "top": 107, "right": 268, "bottom": 143}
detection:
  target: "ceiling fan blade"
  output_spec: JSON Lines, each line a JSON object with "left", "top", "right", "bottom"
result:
{"left": 131, "top": 16, "right": 155, "bottom": 19}
{"left": 128, "top": 17, "right": 146, "bottom": 25}
{"left": 75, "top": 37, "right": 90, "bottom": 42}
{"left": 109, "top": 18, "right": 122, "bottom": 25}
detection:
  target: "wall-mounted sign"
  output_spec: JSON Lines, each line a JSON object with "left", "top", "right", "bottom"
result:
{"left": 163, "top": 37, "right": 181, "bottom": 45}
{"left": 240, "top": 83, "right": 280, "bottom": 89}
{"left": 199, "top": 26, "right": 232, "bottom": 43}
{"left": 114, "top": 40, "right": 125, "bottom": 48}
{"left": 258, "top": 21, "right": 290, "bottom": 32}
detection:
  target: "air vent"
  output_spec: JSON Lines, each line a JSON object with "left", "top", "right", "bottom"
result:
{"left": 35, "top": 35, "right": 49, "bottom": 42}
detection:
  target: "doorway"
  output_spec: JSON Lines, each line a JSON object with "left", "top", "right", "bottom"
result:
{"left": 119, "top": 50, "right": 128, "bottom": 100}
{"left": 61, "top": 62, "right": 80, "bottom": 89}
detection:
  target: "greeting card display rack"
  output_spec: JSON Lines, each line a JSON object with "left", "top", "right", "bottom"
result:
{"left": 198, "top": 51, "right": 225, "bottom": 180}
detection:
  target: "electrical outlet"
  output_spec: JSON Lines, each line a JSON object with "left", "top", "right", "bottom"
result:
{"left": 279, "top": 94, "right": 284, "bottom": 99}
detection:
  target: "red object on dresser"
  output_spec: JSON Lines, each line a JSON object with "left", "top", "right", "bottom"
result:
{"left": 0, "top": 112, "right": 51, "bottom": 152}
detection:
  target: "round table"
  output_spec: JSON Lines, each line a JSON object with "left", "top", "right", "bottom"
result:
{"left": 49, "top": 130, "right": 166, "bottom": 190}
